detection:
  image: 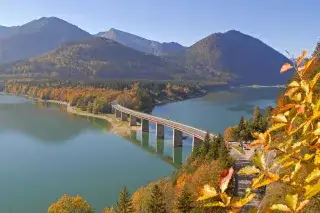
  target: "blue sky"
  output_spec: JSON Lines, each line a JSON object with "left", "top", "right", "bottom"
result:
{"left": 1, "top": 0, "right": 319, "bottom": 56}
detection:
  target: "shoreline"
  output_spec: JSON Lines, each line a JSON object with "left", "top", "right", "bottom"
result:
{"left": 1, "top": 92, "right": 141, "bottom": 136}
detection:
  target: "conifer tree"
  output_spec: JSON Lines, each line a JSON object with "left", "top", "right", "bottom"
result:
{"left": 116, "top": 187, "right": 134, "bottom": 213}
{"left": 176, "top": 188, "right": 194, "bottom": 213}
{"left": 147, "top": 184, "right": 167, "bottom": 213}
{"left": 312, "top": 41, "right": 320, "bottom": 58}
{"left": 218, "top": 139, "right": 233, "bottom": 169}
{"left": 198, "top": 132, "right": 211, "bottom": 157}
{"left": 252, "top": 107, "right": 262, "bottom": 131}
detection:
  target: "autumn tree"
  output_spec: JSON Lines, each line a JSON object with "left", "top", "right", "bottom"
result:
{"left": 116, "top": 187, "right": 134, "bottom": 213}
{"left": 197, "top": 50, "right": 320, "bottom": 212}
{"left": 147, "top": 184, "right": 167, "bottom": 213}
{"left": 103, "top": 207, "right": 116, "bottom": 213}
{"left": 48, "top": 194, "right": 94, "bottom": 213}
{"left": 175, "top": 188, "right": 194, "bottom": 213}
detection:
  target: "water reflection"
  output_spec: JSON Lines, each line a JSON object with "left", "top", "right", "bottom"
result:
{"left": 125, "top": 130, "right": 186, "bottom": 168}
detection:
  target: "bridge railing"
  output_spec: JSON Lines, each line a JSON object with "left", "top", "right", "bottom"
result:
{"left": 112, "top": 103, "right": 215, "bottom": 140}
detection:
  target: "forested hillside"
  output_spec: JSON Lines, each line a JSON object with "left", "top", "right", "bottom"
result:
{"left": 2, "top": 38, "right": 190, "bottom": 80}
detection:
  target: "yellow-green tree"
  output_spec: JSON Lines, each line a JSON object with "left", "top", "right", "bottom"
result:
{"left": 197, "top": 51, "right": 320, "bottom": 212}
{"left": 48, "top": 194, "right": 94, "bottom": 213}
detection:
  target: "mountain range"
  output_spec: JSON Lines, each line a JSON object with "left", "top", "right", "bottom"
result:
{"left": 96, "top": 28, "right": 185, "bottom": 56}
{"left": 0, "top": 17, "right": 291, "bottom": 85}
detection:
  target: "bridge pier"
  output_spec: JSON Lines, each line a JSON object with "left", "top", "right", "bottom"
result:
{"left": 142, "top": 132, "right": 149, "bottom": 147}
{"left": 192, "top": 136, "right": 202, "bottom": 151}
{"left": 173, "top": 147, "right": 182, "bottom": 165}
{"left": 130, "top": 115, "right": 137, "bottom": 126}
{"left": 141, "top": 119, "right": 149, "bottom": 132}
{"left": 115, "top": 109, "right": 121, "bottom": 118}
{"left": 121, "top": 112, "right": 128, "bottom": 121}
{"left": 173, "top": 129, "right": 183, "bottom": 147}
{"left": 156, "top": 139, "right": 164, "bottom": 155}
{"left": 156, "top": 123, "right": 165, "bottom": 139}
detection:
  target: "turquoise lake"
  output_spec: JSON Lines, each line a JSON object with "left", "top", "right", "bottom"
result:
{"left": 0, "top": 87, "right": 279, "bottom": 212}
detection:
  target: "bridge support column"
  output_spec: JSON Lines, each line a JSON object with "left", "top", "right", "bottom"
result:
{"left": 156, "top": 139, "right": 164, "bottom": 155}
{"left": 173, "top": 147, "right": 182, "bottom": 165}
{"left": 121, "top": 112, "right": 128, "bottom": 121}
{"left": 130, "top": 115, "right": 137, "bottom": 126}
{"left": 115, "top": 110, "right": 121, "bottom": 118}
{"left": 156, "top": 123, "right": 165, "bottom": 139}
{"left": 173, "top": 129, "right": 183, "bottom": 147}
{"left": 141, "top": 119, "right": 149, "bottom": 132}
{"left": 192, "top": 136, "right": 202, "bottom": 151}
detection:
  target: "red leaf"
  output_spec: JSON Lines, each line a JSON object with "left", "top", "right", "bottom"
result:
{"left": 219, "top": 168, "right": 234, "bottom": 193}
{"left": 280, "top": 63, "right": 293, "bottom": 74}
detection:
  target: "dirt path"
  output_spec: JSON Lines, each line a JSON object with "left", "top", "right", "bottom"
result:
{"left": 230, "top": 144, "right": 260, "bottom": 211}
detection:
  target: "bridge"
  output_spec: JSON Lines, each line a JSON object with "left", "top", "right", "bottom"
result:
{"left": 111, "top": 102, "right": 216, "bottom": 151}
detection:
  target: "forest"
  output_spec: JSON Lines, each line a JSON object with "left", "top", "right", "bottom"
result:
{"left": 5, "top": 80, "right": 204, "bottom": 113}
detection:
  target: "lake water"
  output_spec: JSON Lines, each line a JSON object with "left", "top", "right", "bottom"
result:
{"left": 0, "top": 87, "right": 280, "bottom": 212}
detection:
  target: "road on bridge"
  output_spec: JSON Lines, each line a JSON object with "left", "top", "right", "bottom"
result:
{"left": 112, "top": 103, "right": 215, "bottom": 140}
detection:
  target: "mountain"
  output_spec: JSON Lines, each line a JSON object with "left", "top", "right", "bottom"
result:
{"left": 0, "top": 17, "right": 92, "bottom": 63}
{"left": 96, "top": 28, "right": 185, "bottom": 56}
{"left": 170, "top": 30, "right": 291, "bottom": 85}
{"left": 2, "top": 37, "right": 187, "bottom": 79}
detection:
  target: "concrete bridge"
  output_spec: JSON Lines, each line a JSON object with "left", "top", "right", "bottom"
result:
{"left": 111, "top": 103, "right": 215, "bottom": 150}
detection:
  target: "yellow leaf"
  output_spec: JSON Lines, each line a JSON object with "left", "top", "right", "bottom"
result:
{"left": 270, "top": 204, "right": 291, "bottom": 212}
{"left": 253, "top": 151, "right": 266, "bottom": 170}
{"left": 230, "top": 193, "right": 256, "bottom": 208}
{"left": 273, "top": 114, "right": 288, "bottom": 123}
{"left": 303, "top": 153, "right": 314, "bottom": 161}
{"left": 306, "top": 168, "right": 320, "bottom": 183}
{"left": 204, "top": 201, "right": 227, "bottom": 207}
{"left": 280, "top": 63, "right": 294, "bottom": 74}
{"left": 267, "top": 123, "right": 287, "bottom": 133}
{"left": 220, "top": 192, "right": 231, "bottom": 205}
{"left": 238, "top": 166, "right": 260, "bottom": 175}
{"left": 290, "top": 161, "right": 302, "bottom": 180}
{"left": 291, "top": 92, "right": 302, "bottom": 102}
{"left": 297, "top": 50, "right": 307, "bottom": 65}
{"left": 252, "top": 175, "right": 279, "bottom": 189}
{"left": 311, "top": 72, "right": 320, "bottom": 89}
{"left": 285, "top": 87, "right": 299, "bottom": 97}
{"left": 288, "top": 81, "right": 300, "bottom": 87}
{"left": 198, "top": 184, "right": 218, "bottom": 200}
{"left": 285, "top": 194, "right": 298, "bottom": 211}
{"left": 300, "top": 80, "right": 309, "bottom": 94}
{"left": 305, "top": 180, "right": 320, "bottom": 199}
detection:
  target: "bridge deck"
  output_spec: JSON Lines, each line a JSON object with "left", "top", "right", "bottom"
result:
{"left": 112, "top": 104, "right": 215, "bottom": 140}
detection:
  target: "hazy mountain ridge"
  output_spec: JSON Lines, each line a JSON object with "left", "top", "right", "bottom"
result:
{"left": 96, "top": 28, "right": 185, "bottom": 56}
{"left": 170, "top": 30, "right": 291, "bottom": 85}
{"left": 0, "top": 17, "right": 291, "bottom": 84}
{"left": 4, "top": 37, "right": 187, "bottom": 80}
{"left": 0, "top": 17, "right": 92, "bottom": 63}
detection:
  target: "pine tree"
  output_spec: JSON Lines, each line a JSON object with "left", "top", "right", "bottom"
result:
{"left": 116, "top": 187, "right": 134, "bottom": 213}
{"left": 176, "top": 188, "right": 194, "bottom": 213}
{"left": 198, "top": 132, "right": 211, "bottom": 157}
{"left": 147, "top": 184, "right": 167, "bottom": 213}
{"left": 207, "top": 134, "right": 222, "bottom": 160}
{"left": 312, "top": 41, "right": 320, "bottom": 58}
{"left": 218, "top": 139, "right": 233, "bottom": 169}
{"left": 252, "top": 107, "right": 262, "bottom": 131}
